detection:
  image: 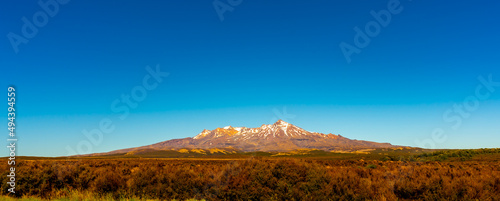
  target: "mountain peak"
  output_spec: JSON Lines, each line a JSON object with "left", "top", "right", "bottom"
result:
{"left": 274, "top": 119, "right": 290, "bottom": 126}
{"left": 103, "top": 120, "right": 400, "bottom": 155}
{"left": 184, "top": 120, "right": 398, "bottom": 152}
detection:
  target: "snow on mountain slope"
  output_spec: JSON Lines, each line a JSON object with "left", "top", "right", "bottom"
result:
{"left": 97, "top": 120, "right": 400, "bottom": 156}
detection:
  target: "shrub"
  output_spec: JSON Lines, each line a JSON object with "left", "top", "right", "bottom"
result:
{"left": 1, "top": 156, "right": 500, "bottom": 200}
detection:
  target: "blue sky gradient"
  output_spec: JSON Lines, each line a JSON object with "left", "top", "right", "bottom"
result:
{"left": 1, "top": 0, "right": 499, "bottom": 156}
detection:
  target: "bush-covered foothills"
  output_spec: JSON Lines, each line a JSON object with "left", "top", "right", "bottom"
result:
{"left": 380, "top": 148, "right": 500, "bottom": 162}
{"left": 416, "top": 148, "right": 500, "bottom": 161}
{"left": 1, "top": 155, "right": 500, "bottom": 201}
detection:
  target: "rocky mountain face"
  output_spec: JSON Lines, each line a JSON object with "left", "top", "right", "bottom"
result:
{"left": 101, "top": 120, "right": 398, "bottom": 155}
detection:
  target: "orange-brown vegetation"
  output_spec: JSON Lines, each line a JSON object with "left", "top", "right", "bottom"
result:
{"left": 1, "top": 153, "right": 500, "bottom": 200}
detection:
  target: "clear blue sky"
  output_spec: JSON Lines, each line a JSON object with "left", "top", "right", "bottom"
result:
{"left": 1, "top": 0, "right": 499, "bottom": 156}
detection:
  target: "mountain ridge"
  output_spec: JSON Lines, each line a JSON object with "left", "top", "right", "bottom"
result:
{"left": 90, "top": 120, "right": 402, "bottom": 156}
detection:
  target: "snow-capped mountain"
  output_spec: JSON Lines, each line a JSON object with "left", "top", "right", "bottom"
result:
{"left": 194, "top": 120, "right": 337, "bottom": 140}
{"left": 101, "top": 120, "right": 398, "bottom": 155}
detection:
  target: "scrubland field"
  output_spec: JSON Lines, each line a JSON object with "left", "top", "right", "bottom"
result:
{"left": 1, "top": 149, "right": 500, "bottom": 201}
